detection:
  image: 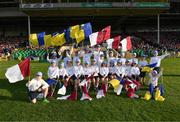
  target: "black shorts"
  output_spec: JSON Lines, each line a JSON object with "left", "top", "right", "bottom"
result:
{"left": 99, "top": 73, "right": 108, "bottom": 78}
{"left": 59, "top": 75, "right": 68, "bottom": 80}
{"left": 28, "top": 91, "right": 41, "bottom": 100}
{"left": 139, "top": 71, "right": 146, "bottom": 78}
{"left": 72, "top": 75, "right": 84, "bottom": 81}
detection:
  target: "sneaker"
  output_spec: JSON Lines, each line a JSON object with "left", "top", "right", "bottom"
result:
{"left": 43, "top": 98, "right": 50, "bottom": 103}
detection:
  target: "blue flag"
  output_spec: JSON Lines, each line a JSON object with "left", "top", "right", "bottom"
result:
{"left": 146, "top": 63, "right": 157, "bottom": 68}
{"left": 37, "top": 32, "right": 45, "bottom": 46}
{"left": 64, "top": 29, "right": 71, "bottom": 44}
{"left": 81, "top": 22, "right": 92, "bottom": 38}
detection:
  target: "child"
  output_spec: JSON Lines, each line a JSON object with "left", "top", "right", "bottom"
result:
{"left": 99, "top": 61, "right": 109, "bottom": 91}
{"left": 83, "top": 48, "right": 92, "bottom": 65}
{"left": 59, "top": 62, "right": 68, "bottom": 87}
{"left": 115, "top": 59, "right": 125, "bottom": 80}
{"left": 107, "top": 50, "right": 116, "bottom": 66}
{"left": 47, "top": 60, "right": 59, "bottom": 96}
{"left": 124, "top": 60, "right": 132, "bottom": 78}
{"left": 108, "top": 60, "right": 116, "bottom": 80}
{"left": 131, "top": 62, "right": 140, "bottom": 81}
{"left": 150, "top": 51, "right": 169, "bottom": 73}
{"left": 73, "top": 59, "right": 84, "bottom": 91}
{"left": 26, "top": 72, "right": 49, "bottom": 104}
{"left": 73, "top": 51, "right": 80, "bottom": 66}
{"left": 138, "top": 55, "right": 148, "bottom": 85}
{"left": 65, "top": 60, "right": 74, "bottom": 85}
{"left": 83, "top": 61, "right": 93, "bottom": 90}
{"left": 91, "top": 59, "right": 100, "bottom": 90}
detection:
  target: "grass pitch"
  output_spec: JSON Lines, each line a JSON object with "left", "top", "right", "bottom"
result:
{"left": 0, "top": 58, "right": 180, "bottom": 121}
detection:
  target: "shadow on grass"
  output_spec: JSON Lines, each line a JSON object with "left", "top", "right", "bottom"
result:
{"left": 0, "top": 79, "right": 28, "bottom": 102}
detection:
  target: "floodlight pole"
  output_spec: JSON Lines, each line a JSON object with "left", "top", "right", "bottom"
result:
{"left": 157, "top": 14, "right": 160, "bottom": 44}
{"left": 28, "top": 16, "right": 31, "bottom": 35}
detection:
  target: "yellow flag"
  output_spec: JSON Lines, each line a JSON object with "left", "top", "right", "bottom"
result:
{"left": 109, "top": 79, "right": 120, "bottom": 89}
{"left": 141, "top": 67, "right": 152, "bottom": 72}
{"left": 75, "top": 29, "right": 85, "bottom": 44}
{"left": 29, "top": 34, "right": 38, "bottom": 46}
{"left": 155, "top": 89, "right": 165, "bottom": 101}
{"left": 51, "top": 33, "right": 66, "bottom": 46}
{"left": 44, "top": 34, "right": 52, "bottom": 46}
{"left": 141, "top": 91, "right": 151, "bottom": 100}
{"left": 70, "top": 25, "right": 80, "bottom": 39}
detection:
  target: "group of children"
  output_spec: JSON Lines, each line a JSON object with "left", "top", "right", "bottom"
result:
{"left": 26, "top": 45, "right": 169, "bottom": 103}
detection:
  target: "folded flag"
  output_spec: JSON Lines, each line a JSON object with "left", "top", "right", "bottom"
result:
{"left": 155, "top": 88, "right": 165, "bottom": 102}
{"left": 109, "top": 79, "right": 120, "bottom": 89}
{"left": 57, "top": 90, "right": 77, "bottom": 100}
{"left": 57, "top": 85, "right": 66, "bottom": 95}
{"left": 106, "top": 36, "right": 121, "bottom": 49}
{"left": 114, "top": 84, "right": 123, "bottom": 96}
{"left": 120, "top": 36, "right": 132, "bottom": 52}
{"left": 80, "top": 83, "right": 92, "bottom": 101}
{"left": 96, "top": 83, "right": 106, "bottom": 99}
{"left": 81, "top": 22, "right": 92, "bottom": 38}
{"left": 89, "top": 26, "right": 111, "bottom": 47}
{"left": 141, "top": 91, "right": 151, "bottom": 100}
{"left": 5, "top": 58, "right": 30, "bottom": 83}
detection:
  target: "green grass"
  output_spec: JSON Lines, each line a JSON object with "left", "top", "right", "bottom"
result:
{"left": 0, "top": 58, "right": 180, "bottom": 121}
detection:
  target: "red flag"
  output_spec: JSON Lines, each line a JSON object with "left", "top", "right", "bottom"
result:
{"left": 102, "top": 26, "right": 111, "bottom": 40}
{"left": 106, "top": 36, "right": 121, "bottom": 49}
{"left": 120, "top": 36, "right": 132, "bottom": 51}
{"left": 5, "top": 58, "right": 30, "bottom": 83}
{"left": 89, "top": 26, "right": 111, "bottom": 47}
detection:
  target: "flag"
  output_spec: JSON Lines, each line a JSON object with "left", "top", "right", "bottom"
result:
{"left": 81, "top": 22, "right": 92, "bottom": 38}
{"left": 37, "top": 32, "right": 45, "bottom": 46}
{"left": 96, "top": 83, "right": 106, "bottom": 99}
{"left": 29, "top": 32, "right": 46, "bottom": 46}
{"left": 64, "top": 29, "right": 71, "bottom": 44}
{"left": 141, "top": 63, "right": 157, "bottom": 72}
{"left": 106, "top": 36, "right": 121, "bottom": 49}
{"left": 51, "top": 33, "right": 66, "bottom": 46}
{"left": 109, "top": 79, "right": 120, "bottom": 89}
{"left": 114, "top": 84, "right": 123, "bottom": 96}
{"left": 120, "top": 36, "right": 132, "bottom": 52}
{"left": 155, "top": 89, "right": 165, "bottom": 101}
{"left": 102, "top": 26, "right": 111, "bottom": 40}
{"left": 44, "top": 34, "right": 52, "bottom": 46}
{"left": 75, "top": 29, "right": 85, "bottom": 44}
{"left": 141, "top": 91, "right": 151, "bottom": 100}
{"left": 57, "top": 90, "right": 77, "bottom": 100}
{"left": 5, "top": 58, "right": 30, "bottom": 83}
{"left": 57, "top": 85, "right": 66, "bottom": 95}
{"left": 146, "top": 63, "right": 157, "bottom": 68}
{"left": 29, "top": 33, "right": 38, "bottom": 46}
{"left": 70, "top": 25, "right": 80, "bottom": 39}
{"left": 89, "top": 26, "right": 111, "bottom": 47}
{"left": 80, "top": 83, "right": 92, "bottom": 101}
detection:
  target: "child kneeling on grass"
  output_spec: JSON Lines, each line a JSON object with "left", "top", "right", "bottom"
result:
{"left": 26, "top": 72, "right": 50, "bottom": 104}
